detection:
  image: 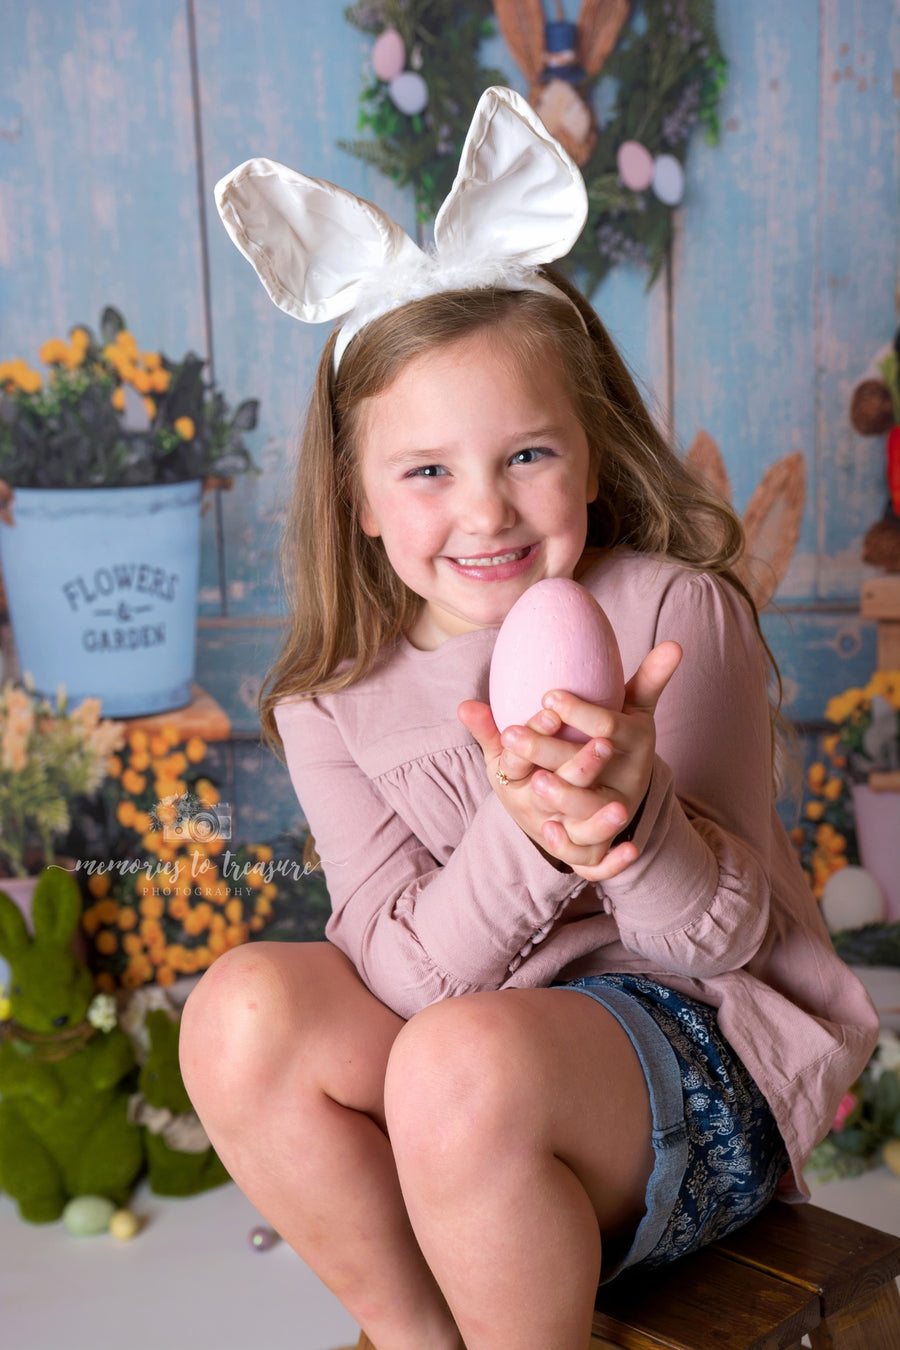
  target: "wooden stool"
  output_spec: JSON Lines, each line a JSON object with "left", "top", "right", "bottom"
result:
{"left": 346, "top": 1204, "right": 900, "bottom": 1350}
{"left": 592, "top": 1201, "right": 900, "bottom": 1350}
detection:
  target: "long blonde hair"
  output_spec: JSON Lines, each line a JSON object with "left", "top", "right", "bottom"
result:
{"left": 260, "top": 268, "right": 765, "bottom": 751}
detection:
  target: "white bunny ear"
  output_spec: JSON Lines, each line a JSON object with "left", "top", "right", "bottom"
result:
{"left": 215, "top": 158, "right": 421, "bottom": 324}
{"left": 434, "top": 86, "right": 588, "bottom": 266}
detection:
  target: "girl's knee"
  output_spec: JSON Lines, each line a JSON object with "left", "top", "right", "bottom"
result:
{"left": 385, "top": 995, "right": 532, "bottom": 1170}
{"left": 180, "top": 941, "right": 338, "bottom": 1111}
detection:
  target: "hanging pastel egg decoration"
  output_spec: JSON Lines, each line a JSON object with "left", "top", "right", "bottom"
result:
{"left": 651, "top": 153, "right": 686, "bottom": 207}
{"left": 616, "top": 141, "right": 654, "bottom": 193}
{"left": 389, "top": 69, "right": 429, "bottom": 116}
{"left": 372, "top": 26, "right": 406, "bottom": 82}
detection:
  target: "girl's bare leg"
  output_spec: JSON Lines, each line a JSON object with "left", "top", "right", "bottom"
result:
{"left": 385, "top": 988, "right": 655, "bottom": 1350}
{"left": 179, "top": 942, "right": 464, "bottom": 1350}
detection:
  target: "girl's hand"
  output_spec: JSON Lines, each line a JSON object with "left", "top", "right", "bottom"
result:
{"left": 459, "top": 641, "right": 682, "bottom": 881}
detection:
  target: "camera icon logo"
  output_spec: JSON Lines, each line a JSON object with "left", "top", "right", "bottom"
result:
{"left": 157, "top": 792, "right": 233, "bottom": 843}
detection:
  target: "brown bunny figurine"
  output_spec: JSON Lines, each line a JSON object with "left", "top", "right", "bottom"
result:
{"left": 492, "top": 0, "right": 629, "bottom": 165}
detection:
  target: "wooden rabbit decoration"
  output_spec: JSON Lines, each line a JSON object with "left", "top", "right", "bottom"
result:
{"left": 686, "top": 429, "right": 807, "bottom": 610}
{"left": 492, "top": 0, "right": 629, "bottom": 165}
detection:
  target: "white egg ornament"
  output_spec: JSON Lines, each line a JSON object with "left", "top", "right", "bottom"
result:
{"left": 489, "top": 578, "right": 625, "bottom": 743}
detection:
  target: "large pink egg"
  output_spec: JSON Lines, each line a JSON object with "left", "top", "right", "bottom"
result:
{"left": 489, "top": 578, "right": 625, "bottom": 743}
{"left": 372, "top": 27, "right": 406, "bottom": 82}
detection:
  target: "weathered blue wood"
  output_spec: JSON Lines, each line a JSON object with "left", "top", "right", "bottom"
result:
{"left": 816, "top": 0, "right": 900, "bottom": 599}
{"left": 194, "top": 0, "right": 421, "bottom": 617}
{"left": 761, "top": 607, "right": 879, "bottom": 721}
{"left": 672, "top": 0, "right": 822, "bottom": 598}
{"left": 0, "top": 0, "right": 206, "bottom": 365}
{"left": 195, "top": 619, "right": 282, "bottom": 733}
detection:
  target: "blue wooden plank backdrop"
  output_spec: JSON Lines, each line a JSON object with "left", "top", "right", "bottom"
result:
{"left": 1, "top": 0, "right": 899, "bottom": 848}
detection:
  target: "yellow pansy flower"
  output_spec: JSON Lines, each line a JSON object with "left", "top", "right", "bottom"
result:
{"left": 39, "top": 338, "right": 70, "bottom": 365}
{"left": 174, "top": 416, "right": 195, "bottom": 440}
{"left": 115, "top": 330, "right": 139, "bottom": 360}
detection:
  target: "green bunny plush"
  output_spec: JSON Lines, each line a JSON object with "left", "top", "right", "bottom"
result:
{"left": 0, "top": 869, "right": 144, "bottom": 1222}
{"left": 128, "top": 1007, "right": 230, "bottom": 1196}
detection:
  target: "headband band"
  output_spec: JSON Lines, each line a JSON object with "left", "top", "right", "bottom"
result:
{"left": 215, "top": 86, "right": 589, "bottom": 371}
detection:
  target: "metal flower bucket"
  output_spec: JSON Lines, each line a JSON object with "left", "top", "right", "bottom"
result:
{"left": 0, "top": 481, "right": 202, "bottom": 717}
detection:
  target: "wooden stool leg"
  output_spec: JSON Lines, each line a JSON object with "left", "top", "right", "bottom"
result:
{"left": 809, "top": 1278, "right": 900, "bottom": 1350}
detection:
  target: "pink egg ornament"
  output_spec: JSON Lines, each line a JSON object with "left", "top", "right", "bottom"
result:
{"left": 489, "top": 578, "right": 625, "bottom": 743}
{"left": 616, "top": 140, "right": 654, "bottom": 192}
{"left": 372, "top": 27, "right": 406, "bottom": 82}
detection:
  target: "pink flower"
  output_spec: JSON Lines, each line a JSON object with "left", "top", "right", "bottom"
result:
{"left": 833, "top": 1092, "right": 858, "bottom": 1132}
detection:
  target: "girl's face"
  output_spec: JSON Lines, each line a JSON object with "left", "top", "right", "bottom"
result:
{"left": 356, "top": 329, "right": 599, "bottom": 649}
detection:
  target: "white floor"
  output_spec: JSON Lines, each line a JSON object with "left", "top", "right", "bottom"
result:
{"left": 1, "top": 1164, "right": 898, "bottom": 1350}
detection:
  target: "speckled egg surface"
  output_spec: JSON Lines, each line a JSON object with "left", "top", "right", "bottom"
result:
{"left": 489, "top": 578, "right": 625, "bottom": 742}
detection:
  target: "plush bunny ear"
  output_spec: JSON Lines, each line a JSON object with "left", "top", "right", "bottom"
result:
{"left": 0, "top": 890, "right": 30, "bottom": 963}
{"left": 434, "top": 86, "right": 587, "bottom": 267}
{"left": 215, "top": 159, "right": 422, "bottom": 324}
{"left": 29, "top": 869, "right": 82, "bottom": 949}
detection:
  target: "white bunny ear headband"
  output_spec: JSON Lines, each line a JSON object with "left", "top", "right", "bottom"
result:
{"left": 215, "top": 86, "right": 589, "bottom": 372}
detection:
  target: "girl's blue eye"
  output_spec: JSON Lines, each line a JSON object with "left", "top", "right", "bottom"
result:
{"left": 409, "top": 464, "right": 447, "bottom": 478}
{"left": 510, "top": 447, "right": 549, "bottom": 465}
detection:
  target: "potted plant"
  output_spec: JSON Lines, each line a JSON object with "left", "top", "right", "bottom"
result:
{"left": 0, "top": 308, "right": 259, "bottom": 716}
{"left": 816, "top": 671, "right": 900, "bottom": 922}
{"left": 0, "top": 678, "right": 124, "bottom": 999}
{"left": 0, "top": 679, "right": 123, "bottom": 880}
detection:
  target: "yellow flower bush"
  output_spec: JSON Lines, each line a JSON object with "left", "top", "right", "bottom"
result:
{"left": 0, "top": 306, "right": 258, "bottom": 488}
{"left": 793, "top": 671, "right": 900, "bottom": 899}
{"left": 70, "top": 725, "right": 328, "bottom": 992}
{"left": 0, "top": 681, "right": 124, "bottom": 877}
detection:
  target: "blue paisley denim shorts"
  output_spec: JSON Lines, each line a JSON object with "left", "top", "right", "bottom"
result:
{"left": 558, "top": 973, "right": 790, "bottom": 1283}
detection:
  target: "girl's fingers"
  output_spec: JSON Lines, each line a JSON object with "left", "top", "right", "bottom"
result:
{"left": 457, "top": 699, "right": 502, "bottom": 762}
{"left": 540, "top": 820, "right": 638, "bottom": 879}
{"left": 542, "top": 641, "right": 683, "bottom": 743}
{"left": 530, "top": 769, "right": 626, "bottom": 835}
{"left": 623, "top": 640, "right": 683, "bottom": 714}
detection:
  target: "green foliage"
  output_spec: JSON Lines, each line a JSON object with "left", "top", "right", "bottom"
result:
{"left": 0, "top": 307, "right": 260, "bottom": 488}
{"left": 0, "top": 682, "right": 123, "bottom": 878}
{"left": 831, "top": 922, "right": 900, "bottom": 968}
{"left": 341, "top": 1, "right": 506, "bottom": 221}
{"left": 807, "top": 1030, "right": 900, "bottom": 1181}
{"left": 567, "top": 0, "right": 727, "bottom": 290}
{"left": 878, "top": 350, "right": 900, "bottom": 423}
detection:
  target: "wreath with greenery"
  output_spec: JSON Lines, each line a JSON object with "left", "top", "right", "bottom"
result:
{"left": 342, "top": 1, "right": 725, "bottom": 287}
{"left": 571, "top": 0, "right": 726, "bottom": 288}
{"left": 341, "top": 1, "right": 506, "bottom": 222}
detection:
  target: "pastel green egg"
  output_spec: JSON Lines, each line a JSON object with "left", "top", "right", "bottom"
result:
{"left": 63, "top": 1195, "right": 117, "bottom": 1236}
{"left": 883, "top": 1139, "right": 900, "bottom": 1177}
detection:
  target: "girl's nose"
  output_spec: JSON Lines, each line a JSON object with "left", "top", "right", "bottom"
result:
{"left": 460, "top": 480, "right": 516, "bottom": 535}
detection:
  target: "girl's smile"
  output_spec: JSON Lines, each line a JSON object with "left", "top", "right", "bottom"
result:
{"left": 356, "top": 331, "right": 599, "bottom": 649}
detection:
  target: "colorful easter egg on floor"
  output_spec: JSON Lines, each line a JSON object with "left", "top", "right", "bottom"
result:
{"left": 883, "top": 1138, "right": 900, "bottom": 1177}
{"left": 821, "top": 866, "right": 885, "bottom": 933}
{"left": 63, "top": 1195, "right": 116, "bottom": 1236}
{"left": 109, "top": 1208, "right": 141, "bottom": 1240}
{"left": 489, "top": 578, "right": 625, "bottom": 742}
{"left": 372, "top": 27, "right": 406, "bottom": 82}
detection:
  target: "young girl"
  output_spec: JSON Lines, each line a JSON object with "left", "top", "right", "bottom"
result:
{"left": 180, "top": 90, "right": 879, "bottom": 1350}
